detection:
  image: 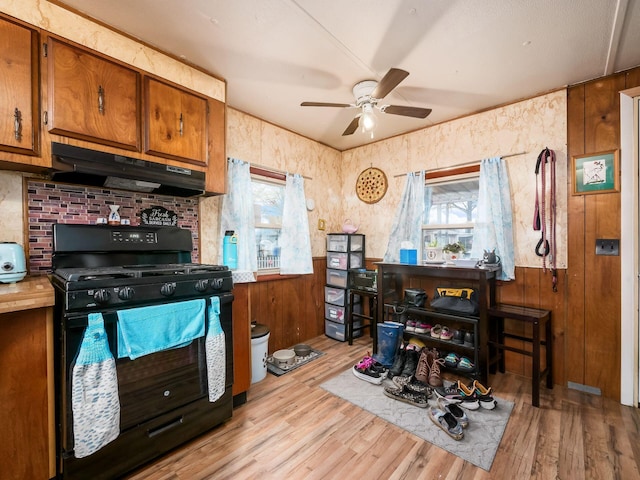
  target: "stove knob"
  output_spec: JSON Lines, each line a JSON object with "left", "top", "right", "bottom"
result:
{"left": 161, "top": 282, "right": 176, "bottom": 296}
{"left": 93, "top": 289, "right": 111, "bottom": 304}
{"left": 118, "top": 286, "right": 135, "bottom": 300}
{"left": 195, "top": 279, "right": 209, "bottom": 292}
{"left": 211, "top": 278, "right": 224, "bottom": 290}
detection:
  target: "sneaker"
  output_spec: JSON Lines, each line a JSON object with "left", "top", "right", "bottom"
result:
{"left": 429, "top": 407, "right": 464, "bottom": 440}
{"left": 401, "top": 348, "right": 419, "bottom": 377}
{"left": 452, "top": 329, "right": 465, "bottom": 345}
{"left": 426, "top": 349, "right": 445, "bottom": 387}
{"left": 434, "top": 382, "right": 464, "bottom": 402}
{"left": 444, "top": 352, "right": 460, "bottom": 368}
{"left": 457, "top": 356, "right": 475, "bottom": 372}
{"left": 388, "top": 346, "right": 406, "bottom": 378}
{"left": 440, "top": 326, "right": 454, "bottom": 341}
{"left": 352, "top": 354, "right": 388, "bottom": 385}
{"left": 437, "top": 397, "right": 469, "bottom": 429}
{"left": 414, "top": 348, "right": 430, "bottom": 384}
{"left": 392, "top": 374, "right": 432, "bottom": 395}
{"left": 405, "top": 320, "right": 417, "bottom": 332}
{"left": 430, "top": 324, "right": 442, "bottom": 338}
{"left": 414, "top": 322, "right": 431, "bottom": 334}
{"left": 383, "top": 385, "right": 430, "bottom": 408}
{"left": 456, "top": 381, "right": 480, "bottom": 410}
{"left": 473, "top": 380, "right": 497, "bottom": 410}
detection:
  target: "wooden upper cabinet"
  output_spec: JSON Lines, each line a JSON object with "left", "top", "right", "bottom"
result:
{"left": 144, "top": 76, "right": 208, "bottom": 165}
{"left": 0, "top": 16, "right": 39, "bottom": 156}
{"left": 47, "top": 37, "right": 140, "bottom": 150}
{"left": 205, "top": 97, "right": 226, "bottom": 194}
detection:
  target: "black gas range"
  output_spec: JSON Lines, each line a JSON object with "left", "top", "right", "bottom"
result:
{"left": 50, "top": 223, "right": 235, "bottom": 480}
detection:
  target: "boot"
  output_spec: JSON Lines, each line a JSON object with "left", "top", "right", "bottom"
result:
{"left": 414, "top": 348, "right": 430, "bottom": 385}
{"left": 388, "top": 344, "right": 406, "bottom": 378}
{"left": 401, "top": 347, "right": 419, "bottom": 377}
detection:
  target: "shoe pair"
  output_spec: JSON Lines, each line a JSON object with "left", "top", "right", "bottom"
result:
{"left": 392, "top": 374, "right": 432, "bottom": 395}
{"left": 389, "top": 344, "right": 420, "bottom": 378}
{"left": 435, "top": 380, "right": 497, "bottom": 410}
{"left": 415, "top": 348, "right": 445, "bottom": 388}
{"left": 429, "top": 401, "right": 465, "bottom": 441}
{"left": 383, "top": 384, "right": 430, "bottom": 408}
{"left": 434, "top": 381, "right": 479, "bottom": 410}
{"left": 352, "top": 353, "right": 388, "bottom": 385}
{"left": 443, "top": 352, "right": 475, "bottom": 372}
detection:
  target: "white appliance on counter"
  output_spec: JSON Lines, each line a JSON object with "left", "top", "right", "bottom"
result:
{"left": 0, "top": 242, "right": 26, "bottom": 283}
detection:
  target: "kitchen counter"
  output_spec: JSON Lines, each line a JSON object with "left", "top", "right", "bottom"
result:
{"left": 0, "top": 275, "right": 55, "bottom": 314}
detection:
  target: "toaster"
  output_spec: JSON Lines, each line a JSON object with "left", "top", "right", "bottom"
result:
{"left": 0, "top": 242, "right": 27, "bottom": 283}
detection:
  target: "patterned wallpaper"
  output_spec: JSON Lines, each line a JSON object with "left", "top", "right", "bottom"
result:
{"left": 26, "top": 180, "right": 200, "bottom": 275}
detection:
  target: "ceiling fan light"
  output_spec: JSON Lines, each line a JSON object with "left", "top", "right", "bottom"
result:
{"left": 360, "top": 104, "right": 376, "bottom": 132}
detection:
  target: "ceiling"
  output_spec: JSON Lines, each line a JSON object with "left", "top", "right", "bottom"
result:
{"left": 55, "top": 0, "right": 640, "bottom": 151}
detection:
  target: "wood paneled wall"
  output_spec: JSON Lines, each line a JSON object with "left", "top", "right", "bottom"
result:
{"left": 248, "top": 257, "right": 327, "bottom": 352}
{"left": 566, "top": 65, "right": 640, "bottom": 399}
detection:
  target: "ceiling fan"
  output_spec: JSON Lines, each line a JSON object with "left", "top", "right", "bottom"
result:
{"left": 300, "top": 68, "right": 432, "bottom": 136}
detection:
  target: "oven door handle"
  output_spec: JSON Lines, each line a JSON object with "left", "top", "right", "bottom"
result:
{"left": 146, "top": 416, "right": 184, "bottom": 438}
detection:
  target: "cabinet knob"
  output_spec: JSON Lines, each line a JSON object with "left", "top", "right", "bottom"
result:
{"left": 13, "top": 108, "right": 22, "bottom": 141}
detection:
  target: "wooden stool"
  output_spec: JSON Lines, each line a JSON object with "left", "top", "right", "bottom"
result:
{"left": 347, "top": 289, "right": 377, "bottom": 348}
{"left": 487, "top": 304, "right": 552, "bottom": 407}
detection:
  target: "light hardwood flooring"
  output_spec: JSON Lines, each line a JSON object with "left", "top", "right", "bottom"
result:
{"left": 127, "top": 334, "right": 640, "bottom": 479}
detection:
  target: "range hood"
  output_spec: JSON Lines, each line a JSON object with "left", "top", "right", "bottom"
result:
{"left": 50, "top": 142, "right": 206, "bottom": 197}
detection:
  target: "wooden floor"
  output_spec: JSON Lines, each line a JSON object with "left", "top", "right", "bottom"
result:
{"left": 127, "top": 334, "right": 640, "bottom": 479}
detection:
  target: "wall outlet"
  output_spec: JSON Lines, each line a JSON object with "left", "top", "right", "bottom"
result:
{"left": 595, "top": 238, "right": 619, "bottom": 256}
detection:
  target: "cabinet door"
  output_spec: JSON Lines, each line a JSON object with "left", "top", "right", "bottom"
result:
{"left": 0, "top": 17, "right": 39, "bottom": 156}
{"left": 205, "top": 97, "right": 226, "bottom": 194}
{"left": 47, "top": 37, "right": 140, "bottom": 150}
{"left": 144, "top": 76, "right": 208, "bottom": 165}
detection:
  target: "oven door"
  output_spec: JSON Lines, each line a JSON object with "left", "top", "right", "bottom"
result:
{"left": 59, "top": 294, "right": 232, "bottom": 456}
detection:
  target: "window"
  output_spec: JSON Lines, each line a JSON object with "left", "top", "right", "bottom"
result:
{"left": 422, "top": 173, "right": 479, "bottom": 260}
{"left": 251, "top": 173, "right": 285, "bottom": 272}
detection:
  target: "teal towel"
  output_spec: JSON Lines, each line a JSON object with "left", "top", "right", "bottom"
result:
{"left": 117, "top": 299, "right": 206, "bottom": 359}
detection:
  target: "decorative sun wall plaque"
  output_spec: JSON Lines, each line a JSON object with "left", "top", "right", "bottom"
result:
{"left": 355, "top": 167, "right": 388, "bottom": 204}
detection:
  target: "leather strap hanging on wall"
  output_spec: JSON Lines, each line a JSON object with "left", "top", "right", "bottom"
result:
{"left": 533, "top": 147, "right": 557, "bottom": 292}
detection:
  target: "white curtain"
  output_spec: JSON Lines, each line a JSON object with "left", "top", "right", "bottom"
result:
{"left": 383, "top": 171, "right": 426, "bottom": 262}
{"left": 280, "top": 173, "right": 313, "bottom": 274}
{"left": 219, "top": 158, "right": 257, "bottom": 278}
{"left": 471, "top": 157, "right": 515, "bottom": 280}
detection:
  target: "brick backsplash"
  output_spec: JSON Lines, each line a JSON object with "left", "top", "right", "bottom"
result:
{"left": 27, "top": 180, "right": 200, "bottom": 275}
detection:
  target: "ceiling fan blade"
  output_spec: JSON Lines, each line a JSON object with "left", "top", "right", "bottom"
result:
{"left": 301, "top": 101, "right": 352, "bottom": 108}
{"left": 382, "top": 105, "right": 432, "bottom": 119}
{"left": 371, "top": 68, "right": 409, "bottom": 99}
{"left": 342, "top": 116, "right": 360, "bottom": 136}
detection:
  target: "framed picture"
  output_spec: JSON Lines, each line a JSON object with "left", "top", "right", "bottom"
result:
{"left": 572, "top": 149, "right": 619, "bottom": 195}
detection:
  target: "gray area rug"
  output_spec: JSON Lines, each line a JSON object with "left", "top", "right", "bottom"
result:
{"left": 320, "top": 368, "right": 514, "bottom": 471}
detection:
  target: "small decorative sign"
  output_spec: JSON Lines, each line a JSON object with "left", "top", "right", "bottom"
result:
{"left": 140, "top": 206, "right": 178, "bottom": 226}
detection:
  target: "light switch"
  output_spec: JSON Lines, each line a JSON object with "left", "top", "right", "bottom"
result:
{"left": 318, "top": 219, "right": 325, "bottom": 231}
{"left": 595, "top": 239, "right": 619, "bottom": 256}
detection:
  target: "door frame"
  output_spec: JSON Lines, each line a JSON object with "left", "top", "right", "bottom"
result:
{"left": 620, "top": 87, "right": 640, "bottom": 406}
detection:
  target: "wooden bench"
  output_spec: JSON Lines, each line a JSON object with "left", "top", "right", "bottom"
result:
{"left": 347, "top": 289, "right": 377, "bottom": 348}
{"left": 487, "top": 304, "right": 552, "bottom": 407}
